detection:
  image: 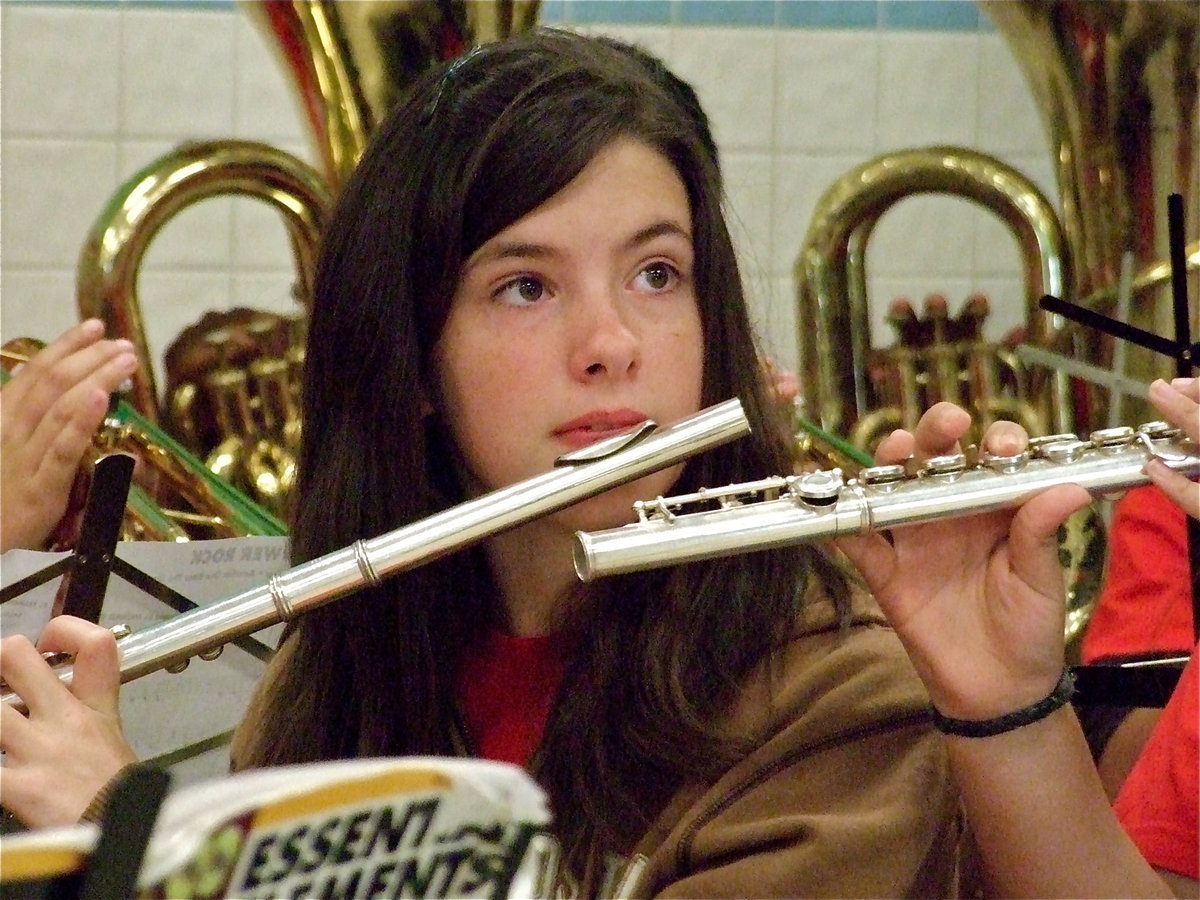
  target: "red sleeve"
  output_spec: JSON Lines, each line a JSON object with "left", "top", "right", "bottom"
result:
{"left": 1081, "top": 486, "right": 1194, "bottom": 663}
{"left": 1113, "top": 646, "right": 1199, "bottom": 880}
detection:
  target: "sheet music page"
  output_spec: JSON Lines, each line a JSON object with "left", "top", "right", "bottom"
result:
{"left": 1, "top": 537, "right": 289, "bottom": 785}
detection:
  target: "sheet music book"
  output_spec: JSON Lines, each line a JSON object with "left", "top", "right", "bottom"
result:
{"left": 1, "top": 537, "right": 290, "bottom": 784}
{"left": 0, "top": 757, "right": 555, "bottom": 900}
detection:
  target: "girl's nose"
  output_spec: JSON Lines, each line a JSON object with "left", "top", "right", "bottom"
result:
{"left": 570, "top": 289, "right": 640, "bottom": 382}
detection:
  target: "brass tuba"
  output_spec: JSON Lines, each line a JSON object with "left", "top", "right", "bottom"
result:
{"left": 796, "top": 145, "right": 1076, "bottom": 450}
{"left": 75, "top": 140, "right": 332, "bottom": 525}
{"left": 794, "top": 1, "right": 1199, "bottom": 649}
{"left": 77, "top": 140, "right": 331, "bottom": 431}
{"left": 981, "top": 0, "right": 1199, "bottom": 422}
{"left": 240, "top": 0, "right": 543, "bottom": 188}
{"left": 793, "top": 148, "right": 1106, "bottom": 651}
{"left": 73, "top": 1, "right": 541, "bottom": 530}
{"left": 797, "top": 1, "right": 1199, "bottom": 450}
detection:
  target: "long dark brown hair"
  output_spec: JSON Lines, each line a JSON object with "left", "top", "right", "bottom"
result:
{"left": 235, "top": 29, "right": 851, "bottom": 879}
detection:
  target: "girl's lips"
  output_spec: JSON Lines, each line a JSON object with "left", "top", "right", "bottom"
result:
{"left": 553, "top": 410, "right": 649, "bottom": 449}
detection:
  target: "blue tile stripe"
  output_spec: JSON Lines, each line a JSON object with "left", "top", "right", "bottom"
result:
{"left": 545, "top": 1, "right": 984, "bottom": 31}
{"left": 879, "top": 1, "right": 982, "bottom": 32}
{"left": 778, "top": 1, "right": 879, "bottom": 29}
{"left": 21, "top": 0, "right": 991, "bottom": 32}
{"left": 566, "top": 1, "right": 674, "bottom": 25}
{"left": 18, "top": 0, "right": 241, "bottom": 8}
{"left": 676, "top": 1, "right": 778, "bottom": 28}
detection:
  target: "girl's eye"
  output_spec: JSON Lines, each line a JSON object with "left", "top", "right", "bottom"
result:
{"left": 494, "top": 276, "right": 546, "bottom": 305}
{"left": 635, "top": 262, "right": 679, "bottom": 292}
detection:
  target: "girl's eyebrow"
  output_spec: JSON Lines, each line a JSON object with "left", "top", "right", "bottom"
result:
{"left": 624, "top": 220, "right": 691, "bottom": 251}
{"left": 465, "top": 220, "right": 692, "bottom": 271}
{"left": 467, "top": 241, "right": 553, "bottom": 269}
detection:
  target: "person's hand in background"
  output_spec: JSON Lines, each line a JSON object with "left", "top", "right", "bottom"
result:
{"left": 0, "top": 320, "right": 137, "bottom": 552}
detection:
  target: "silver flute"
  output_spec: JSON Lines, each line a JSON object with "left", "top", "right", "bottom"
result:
{"left": 574, "top": 422, "right": 1200, "bottom": 581}
{"left": 3, "top": 400, "right": 749, "bottom": 708}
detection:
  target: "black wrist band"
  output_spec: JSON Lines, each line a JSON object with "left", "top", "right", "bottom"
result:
{"left": 930, "top": 668, "right": 1076, "bottom": 738}
{"left": 79, "top": 763, "right": 139, "bottom": 824}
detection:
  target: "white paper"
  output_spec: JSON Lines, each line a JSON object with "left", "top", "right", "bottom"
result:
{"left": 1, "top": 537, "right": 290, "bottom": 784}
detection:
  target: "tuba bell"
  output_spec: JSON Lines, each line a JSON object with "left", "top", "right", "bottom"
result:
{"left": 796, "top": 145, "right": 1076, "bottom": 450}
{"left": 240, "top": 0, "right": 543, "bottom": 188}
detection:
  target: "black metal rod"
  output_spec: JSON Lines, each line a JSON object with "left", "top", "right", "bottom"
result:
{"left": 1166, "top": 193, "right": 1195, "bottom": 376}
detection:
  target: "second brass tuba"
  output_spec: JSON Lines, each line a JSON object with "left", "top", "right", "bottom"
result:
{"left": 796, "top": 145, "right": 1076, "bottom": 449}
{"left": 793, "top": 147, "right": 1103, "bottom": 650}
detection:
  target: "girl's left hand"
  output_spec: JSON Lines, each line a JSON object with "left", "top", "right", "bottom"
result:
{"left": 1144, "top": 377, "right": 1199, "bottom": 519}
{"left": 0, "top": 615, "right": 137, "bottom": 828}
{"left": 835, "top": 402, "right": 1091, "bottom": 722}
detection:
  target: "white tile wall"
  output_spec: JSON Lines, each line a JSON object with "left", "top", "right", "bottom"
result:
{"left": 776, "top": 30, "right": 880, "bottom": 155}
{"left": 120, "top": 9, "right": 238, "bottom": 137}
{"left": 1, "top": 6, "right": 123, "bottom": 138}
{"left": 1, "top": 3, "right": 1058, "bottom": 390}
{"left": 671, "top": 27, "right": 779, "bottom": 151}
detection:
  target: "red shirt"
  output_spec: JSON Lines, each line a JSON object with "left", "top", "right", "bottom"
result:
{"left": 1113, "top": 645, "right": 1199, "bottom": 880}
{"left": 1082, "top": 486, "right": 1193, "bottom": 662}
{"left": 456, "top": 629, "right": 567, "bottom": 767}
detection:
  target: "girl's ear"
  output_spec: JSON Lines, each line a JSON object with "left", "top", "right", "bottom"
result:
{"left": 420, "top": 396, "right": 434, "bottom": 418}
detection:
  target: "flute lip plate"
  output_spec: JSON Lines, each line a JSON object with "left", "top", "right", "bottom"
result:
{"left": 553, "top": 420, "right": 657, "bottom": 466}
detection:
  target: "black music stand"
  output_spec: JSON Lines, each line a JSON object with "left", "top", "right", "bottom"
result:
{"left": 0, "top": 455, "right": 273, "bottom": 664}
{"left": 1, "top": 454, "right": 134, "bottom": 621}
{"left": 1044, "top": 192, "right": 1198, "bottom": 707}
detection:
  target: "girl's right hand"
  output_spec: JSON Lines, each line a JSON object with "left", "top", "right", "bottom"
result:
{"left": 0, "top": 615, "right": 137, "bottom": 828}
{"left": 836, "top": 403, "right": 1090, "bottom": 721}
